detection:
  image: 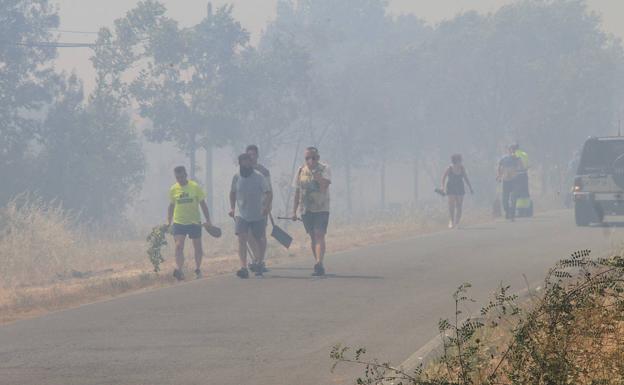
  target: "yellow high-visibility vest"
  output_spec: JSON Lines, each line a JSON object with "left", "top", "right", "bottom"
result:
{"left": 516, "top": 150, "right": 529, "bottom": 171}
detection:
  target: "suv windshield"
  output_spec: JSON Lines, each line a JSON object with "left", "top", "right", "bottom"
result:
{"left": 578, "top": 139, "right": 624, "bottom": 174}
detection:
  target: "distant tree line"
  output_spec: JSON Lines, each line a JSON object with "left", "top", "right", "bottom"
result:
{"left": 1, "top": 0, "right": 623, "bottom": 222}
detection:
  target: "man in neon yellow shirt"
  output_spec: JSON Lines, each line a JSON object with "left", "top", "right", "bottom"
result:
{"left": 167, "top": 166, "right": 213, "bottom": 280}
{"left": 512, "top": 144, "right": 531, "bottom": 211}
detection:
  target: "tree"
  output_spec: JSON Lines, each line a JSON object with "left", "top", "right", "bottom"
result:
{"left": 98, "top": 1, "right": 249, "bottom": 211}
{"left": 38, "top": 72, "right": 145, "bottom": 222}
{"left": 0, "top": 0, "right": 59, "bottom": 204}
{"left": 236, "top": 30, "right": 312, "bottom": 160}
{"left": 269, "top": 0, "right": 391, "bottom": 217}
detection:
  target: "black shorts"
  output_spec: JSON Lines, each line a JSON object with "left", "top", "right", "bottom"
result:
{"left": 302, "top": 211, "right": 330, "bottom": 235}
{"left": 235, "top": 217, "right": 267, "bottom": 239}
{"left": 446, "top": 181, "right": 465, "bottom": 196}
{"left": 172, "top": 223, "right": 202, "bottom": 239}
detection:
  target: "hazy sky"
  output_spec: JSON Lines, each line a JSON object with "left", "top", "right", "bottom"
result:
{"left": 53, "top": 0, "right": 624, "bottom": 91}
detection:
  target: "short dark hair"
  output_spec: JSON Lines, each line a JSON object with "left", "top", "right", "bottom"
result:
{"left": 305, "top": 147, "right": 319, "bottom": 159}
{"left": 451, "top": 154, "right": 462, "bottom": 164}
{"left": 174, "top": 166, "right": 187, "bottom": 174}
{"left": 238, "top": 153, "right": 252, "bottom": 164}
{"left": 246, "top": 144, "right": 259, "bottom": 154}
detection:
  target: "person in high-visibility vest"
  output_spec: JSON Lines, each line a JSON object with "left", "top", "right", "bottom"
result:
{"left": 514, "top": 145, "right": 529, "bottom": 172}
{"left": 512, "top": 144, "right": 531, "bottom": 213}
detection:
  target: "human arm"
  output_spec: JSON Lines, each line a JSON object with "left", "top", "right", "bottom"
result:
{"left": 229, "top": 176, "right": 237, "bottom": 218}
{"left": 292, "top": 188, "right": 300, "bottom": 220}
{"left": 199, "top": 200, "right": 212, "bottom": 226}
{"left": 167, "top": 203, "right": 174, "bottom": 227}
{"left": 313, "top": 165, "right": 332, "bottom": 193}
{"left": 463, "top": 167, "right": 474, "bottom": 194}
{"left": 263, "top": 191, "right": 273, "bottom": 216}
{"left": 291, "top": 167, "right": 302, "bottom": 220}
{"left": 441, "top": 167, "right": 450, "bottom": 192}
{"left": 261, "top": 175, "right": 272, "bottom": 216}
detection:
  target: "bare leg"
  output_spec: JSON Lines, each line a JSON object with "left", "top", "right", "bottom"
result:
{"left": 192, "top": 237, "right": 203, "bottom": 271}
{"left": 448, "top": 195, "right": 456, "bottom": 228}
{"left": 249, "top": 234, "right": 265, "bottom": 265}
{"left": 314, "top": 230, "right": 326, "bottom": 264}
{"left": 247, "top": 236, "right": 260, "bottom": 264}
{"left": 174, "top": 235, "right": 186, "bottom": 270}
{"left": 455, "top": 195, "right": 464, "bottom": 226}
{"left": 258, "top": 235, "right": 267, "bottom": 263}
{"left": 237, "top": 232, "right": 248, "bottom": 269}
{"left": 310, "top": 236, "right": 317, "bottom": 261}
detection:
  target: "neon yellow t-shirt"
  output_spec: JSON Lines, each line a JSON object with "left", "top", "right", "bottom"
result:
{"left": 169, "top": 180, "right": 205, "bottom": 225}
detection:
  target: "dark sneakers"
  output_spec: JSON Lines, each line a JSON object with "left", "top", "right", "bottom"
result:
{"left": 312, "top": 263, "right": 325, "bottom": 276}
{"left": 173, "top": 269, "right": 185, "bottom": 281}
{"left": 236, "top": 267, "right": 249, "bottom": 279}
{"left": 249, "top": 262, "right": 269, "bottom": 273}
{"left": 255, "top": 262, "right": 265, "bottom": 277}
{"left": 194, "top": 269, "right": 202, "bottom": 279}
{"left": 248, "top": 263, "right": 258, "bottom": 273}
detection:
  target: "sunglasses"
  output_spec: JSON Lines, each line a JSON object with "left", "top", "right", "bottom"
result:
{"left": 305, "top": 156, "right": 318, "bottom": 161}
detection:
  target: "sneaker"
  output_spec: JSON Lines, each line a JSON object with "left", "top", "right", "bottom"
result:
{"left": 248, "top": 263, "right": 258, "bottom": 273}
{"left": 448, "top": 220, "right": 454, "bottom": 229}
{"left": 195, "top": 269, "right": 202, "bottom": 279}
{"left": 236, "top": 268, "right": 249, "bottom": 279}
{"left": 173, "top": 269, "right": 185, "bottom": 281}
{"left": 311, "top": 263, "right": 325, "bottom": 276}
{"left": 255, "top": 262, "right": 265, "bottom": 277}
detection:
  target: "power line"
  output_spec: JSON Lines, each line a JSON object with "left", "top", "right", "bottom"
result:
{"left": 49, "top": 28, "right": 100, "bottom": 35}
{"left": 6, "top": 41, "right": 97, "bottom": 48}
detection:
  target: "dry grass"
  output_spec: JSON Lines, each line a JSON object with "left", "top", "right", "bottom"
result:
{"left": 420, "top": 258, "right": 624, "bottom": 385}
{"left": 0, "top": 198, "right": 490, "bottom": 324}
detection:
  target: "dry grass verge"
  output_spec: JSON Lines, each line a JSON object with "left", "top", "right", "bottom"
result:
{"left": 0, "top": 197, "right": 490, "bottom": 324}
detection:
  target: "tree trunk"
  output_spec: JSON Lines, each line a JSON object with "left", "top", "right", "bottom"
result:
{"left": 204, "top": 144, "right": 213, "bottom": 214}
{"left": 284, "top": 136, "right": 303, "bottom": 219}
{"left": 380, "top": 155, "right": 386, "bottom": 210}
{"left": 413, "top": 154, "right": 419, "bottom": 205}
{"left": 541, "top": 165, "right": 549, "bottom": 196}
{"left": 189, "top": 133, "right": 197, "bottom": 180}
{"left": 345, "top": 157, "right": 353, "bottom": 218}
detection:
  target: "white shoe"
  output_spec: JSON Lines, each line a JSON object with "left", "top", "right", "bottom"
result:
{"left": 448, "top": 220, "right": 454, "bottom": 229}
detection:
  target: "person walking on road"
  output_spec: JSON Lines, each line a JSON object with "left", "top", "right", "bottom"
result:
{"left": 292, "top": 147, "right": 332, "bottom": 276}
{"left": 441, "top": 154, "right": 474, "bottom": 229}
{"left": 497, "top": 145, "right": 522, "bottom": 221}
{"left": 246, "top": 145, "right": 272, "bottom": 273}
{"left": 168, "top": 166, "right": 213, "bottom": 280}
{"left": 512, "top": 143, "right": 530, "bottom": 207}
{"left": 247, "top": 144, "right": 271, "bottom": 185}
{"left": 230, "top": 153, "right": 272, "bottom": 278}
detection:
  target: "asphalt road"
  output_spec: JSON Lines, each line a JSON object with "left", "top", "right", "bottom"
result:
{"left": 1, "top": 210, "right": 622, "bottom": 385}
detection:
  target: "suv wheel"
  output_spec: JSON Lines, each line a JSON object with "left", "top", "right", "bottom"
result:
{"left": 575, "top": 200, "right": 601, "bottom": 226}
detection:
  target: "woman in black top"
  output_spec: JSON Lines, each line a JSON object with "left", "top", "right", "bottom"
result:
{"left": 441, "top": 154, "right": 474, "bottom": 229}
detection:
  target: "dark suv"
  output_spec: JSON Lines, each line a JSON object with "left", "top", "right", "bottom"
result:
{"left": 573, "top": 136, "right": 624, "bottom": 226}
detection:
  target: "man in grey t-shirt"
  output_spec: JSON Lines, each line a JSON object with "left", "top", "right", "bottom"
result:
{"left": 246, "top": 144, "right": 271, "bottom": 272}
{"left": 229, "top": 153, "right": 272, "bottom": 278}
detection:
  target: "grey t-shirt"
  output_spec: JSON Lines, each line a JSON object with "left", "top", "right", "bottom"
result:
{"left": 231, "top": 170, "right": 270, "bottom": 222}
{"left": 499, "top": 155, "right": 521, "bottom": 181}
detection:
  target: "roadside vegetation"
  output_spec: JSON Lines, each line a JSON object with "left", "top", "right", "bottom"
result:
{"left": 333, "top": 249, "right": 624, "bottom": 384}
{"left": 0, "top": 195, "right": 483, "bottom": 323}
